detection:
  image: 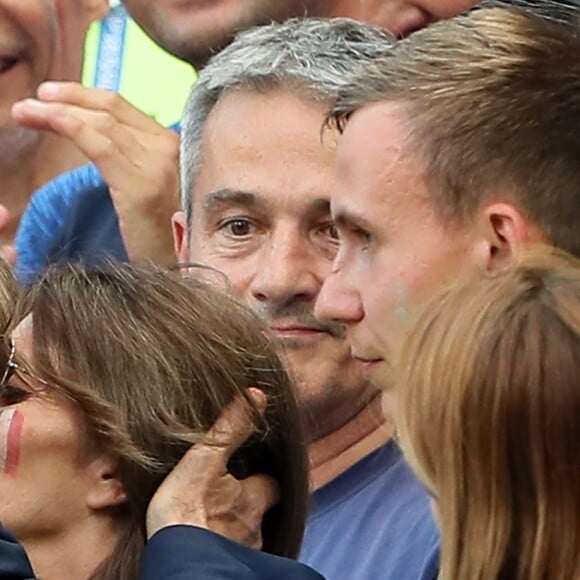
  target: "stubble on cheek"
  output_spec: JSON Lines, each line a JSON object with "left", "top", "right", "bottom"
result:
{"left": 0, "top": 409, "right": 23, "bottom": 476}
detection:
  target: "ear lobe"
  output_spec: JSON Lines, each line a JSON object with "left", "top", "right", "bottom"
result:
{"left": 85, "top": 455, "right": 127, "bottom": 511}
{"left": 172, "top": 210, "right": 189, "bottom": 264}
{"left": 482, "top": 203, "right": 532, "bottom": 273}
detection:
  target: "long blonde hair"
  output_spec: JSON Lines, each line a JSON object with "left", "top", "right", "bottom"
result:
{"left": 396, "top": 248, "right": 580, "bottom": 579}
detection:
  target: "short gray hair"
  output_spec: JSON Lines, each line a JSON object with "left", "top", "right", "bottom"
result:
{"left": 180, "top": 17, "right": 394, "bottom": 229}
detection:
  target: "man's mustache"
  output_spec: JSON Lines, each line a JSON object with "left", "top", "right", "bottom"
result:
{"left": 252, "top": 302, "right": 346, "bottom": 339}
{"left": 177, "top": 264, "right": 346, "bottom": 338}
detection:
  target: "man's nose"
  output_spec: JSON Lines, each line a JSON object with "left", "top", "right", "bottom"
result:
{"left": 249, "top": 231, "right": 322, "bottom": 306}
{"left": 315, "top": 269, "right": 364, "bottom": 325}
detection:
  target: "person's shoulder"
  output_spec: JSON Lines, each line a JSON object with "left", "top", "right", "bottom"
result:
{"left": 22, "top": 163, "right": 110, "bottom": 234}
{"left": 15, "top": 163, "right": 125, "bottom": 285}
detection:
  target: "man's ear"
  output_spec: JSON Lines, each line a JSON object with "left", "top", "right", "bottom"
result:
{"left": 172, "top": 210, "right": 190, "bottom": 264}
{"left": 85, "top": 455, "right": 127, "bottom": 511}
{"left": 478, "top": 203, "right": 541, "bottom": 273}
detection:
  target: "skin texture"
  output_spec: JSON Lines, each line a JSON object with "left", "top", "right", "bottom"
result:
{"left": 123, "top": 0, "right": 479, "bottom": 66}
{"left": 173, "top": 89, "right": 379, "bottom": 446}
{"left": 315, "top": 101, "right": 539, "bottom": 388}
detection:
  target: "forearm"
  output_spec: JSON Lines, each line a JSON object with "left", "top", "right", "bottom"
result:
{"left": 141, "top": 526, "right": 324, "bottom": 580}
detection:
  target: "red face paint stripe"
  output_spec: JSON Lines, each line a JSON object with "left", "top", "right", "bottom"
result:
{"left": 5, "top": 410, "right": 23, "bottom": 475}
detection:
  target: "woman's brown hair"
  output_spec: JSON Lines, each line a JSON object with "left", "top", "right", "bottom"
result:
{"left": 0, "top": 256, "right": 18, "bottom": 375}
{"left": 11, "top": 262, "right": 309, "bottom": 580}
{"left": 396, "top": 247, "right": 580, "bottom": 580}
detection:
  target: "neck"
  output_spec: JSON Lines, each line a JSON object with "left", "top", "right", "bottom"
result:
{"left": 23, "top": 515, "right": 120, "bottom": 580}
{"left": 308, "top": 393, "right": 392, "bottom": 489}
{"left": 0, "top": 132, "right": 87, "bottom": 244}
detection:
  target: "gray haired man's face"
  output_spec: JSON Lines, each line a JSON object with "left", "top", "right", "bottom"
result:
{"left": 174, "top": 87, "right": 377, "bottom": 441}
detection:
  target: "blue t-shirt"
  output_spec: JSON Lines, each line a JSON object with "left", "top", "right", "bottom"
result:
{"left": 300, "top": 441, "right": 439, "bottom": 580}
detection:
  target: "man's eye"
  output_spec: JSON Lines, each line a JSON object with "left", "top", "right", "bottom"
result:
{"left": 0, "top": 384, "right": 30, "bottom": 406}
{"left": 221, "top": 219, "right": 253, "bottom": 237}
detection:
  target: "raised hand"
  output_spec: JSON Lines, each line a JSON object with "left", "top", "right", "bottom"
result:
{"left": 12, "top": 82, "right": 181, "bottom": 268}
{"left": 146, "top": 389, "right": 280, "bottom": 549}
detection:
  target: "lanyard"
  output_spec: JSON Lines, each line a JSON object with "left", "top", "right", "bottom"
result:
{"left": 93, "top": 5, "right": 128, "bottom": 91}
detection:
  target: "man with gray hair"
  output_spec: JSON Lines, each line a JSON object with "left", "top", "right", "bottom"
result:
{"left": 172, "top": 18, "right": 439, "bottom": 580}
{"left": 12, "top": 0, "right": 575, "bottom": 282}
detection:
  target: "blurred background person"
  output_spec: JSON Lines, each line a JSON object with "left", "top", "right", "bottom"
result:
{"left": 123, "top": 0, "right": 478, "bottom": 68}
{"left": 0, "top": 0, "right": 108, "bottom": 249}
{"left": 12, "top": 0, "right": 481, "bottom": 280}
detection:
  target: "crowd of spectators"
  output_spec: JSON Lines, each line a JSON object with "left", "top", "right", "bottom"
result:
{"left": 0, "top": 1, "right": 579, "bottom": 579}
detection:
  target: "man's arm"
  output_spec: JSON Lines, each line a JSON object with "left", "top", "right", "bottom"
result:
{"left": 142, "top": 526, "right": 324, "bottom": 580}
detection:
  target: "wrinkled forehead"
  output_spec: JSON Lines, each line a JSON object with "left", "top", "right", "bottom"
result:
{"left": 192, "top": 88, "right": 337, "bottom": 208}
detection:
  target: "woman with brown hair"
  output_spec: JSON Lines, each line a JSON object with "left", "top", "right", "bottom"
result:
{"left": 395, "top": 248, "right": 580, "bottom": 580}
{"left": 0, "top": 262, "right": 309, "bottom": 580}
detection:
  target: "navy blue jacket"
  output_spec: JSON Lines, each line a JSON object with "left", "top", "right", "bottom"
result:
{"left": 0, "top": 528, "right": 33, "bottom": 579}
{"left": 0, "top": 525, "right": 322, "bottom": 580}
{"left": 142, "top": 526, "right": 323, "bottom": 580}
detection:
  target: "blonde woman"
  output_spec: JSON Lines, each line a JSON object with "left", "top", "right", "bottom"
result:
{"left": 396, "top": 249, "right": 580, "bottom": 580}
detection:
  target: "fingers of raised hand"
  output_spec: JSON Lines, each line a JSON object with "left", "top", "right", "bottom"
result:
{"left": 36, "top": 82, "right": 162, "bottom": 132}
{"left": 12, "top": 99, "right": 179, "bottom": 197}
{"left": 206, "top": 389, "right": 267, "bottom": 449}
{"left": 13, "top": 100, "right": 177, "bottom": 155}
